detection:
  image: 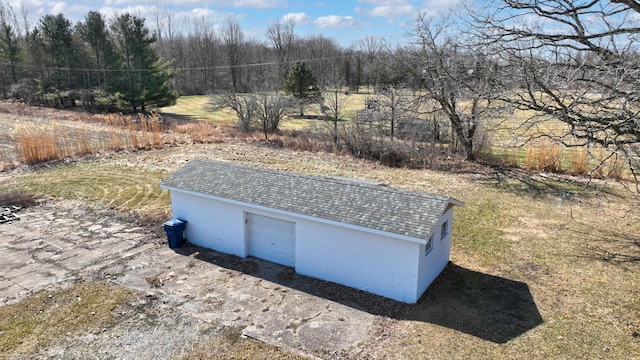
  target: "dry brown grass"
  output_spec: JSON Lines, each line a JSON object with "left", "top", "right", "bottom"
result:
{"left": 174, "top": 122, "right": 226, "bottom": 143}
{"left": 11, "top": 112, "right": 170, "bottom": 164}
{"left": 0, "top": 282, "right": 133, "bottom": 354}
{"left": 524, "top": 139, "right": 563, "bottom": 173}
{"left": 491, "top": 139, "right": 630, "bottom": 180}
{"left": 1, "top": 142, "right": 639, "bottom": 359}
{"left": 0, "top": 190, "right": 37, "bottom": 207}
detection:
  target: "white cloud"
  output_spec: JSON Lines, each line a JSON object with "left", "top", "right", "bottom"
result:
{"left": 183, "top": 8, "right": 227, "bottom": 22}
{"left": 48, "top": 2, "right": 65, "bottom": 14}
{"left": 283, "top": 12, "right": 310, "bottom": 24}
{"left": 423, "top": 0, "right": 460, "bottom": 9}
{"left": 314, "top": 15, "right": 357, "bottom": 28}
{"left": 104, "top": 0, "right": 158, "bottom": 6}
{"left": 367, "top": 4, "right": 415, "bottom": 18}
{"left": 232, "top": 0, "right": 286, "bottom": 9}
{"left": 358, "top": 0, "right": 409, "bottom": 4}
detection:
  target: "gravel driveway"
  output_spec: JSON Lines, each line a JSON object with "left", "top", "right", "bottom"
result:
{"left": 0, "top": 200, "right": 375, "bottom": 358}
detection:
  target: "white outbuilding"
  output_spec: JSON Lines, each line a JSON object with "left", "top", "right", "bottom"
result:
{"left": 160, "top": 158, "right": 464, "bottom": 304}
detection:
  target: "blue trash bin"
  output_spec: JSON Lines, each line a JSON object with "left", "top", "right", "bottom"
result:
{"left": 163, "top": 218, "right": 187, "bottom": 248}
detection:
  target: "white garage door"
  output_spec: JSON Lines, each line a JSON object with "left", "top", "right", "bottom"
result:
{"left": 246, "top": 213, "right": 295, "bottom": 267}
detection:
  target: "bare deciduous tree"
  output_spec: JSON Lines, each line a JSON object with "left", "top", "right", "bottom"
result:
{"left": 374, "top": 86, "right": 415, "bottom": 140}
{"left": 320, "top": 88, "right": 351, "bottom": 144}
{"left": 221, "top": 16, "right": 245, "bottom": 91}
{"left": 254, "top": 92, "right": 297, "bottom": 140}
{"left": 411, "top": 11, "right": 499, "bottom": 161}
{"left": 210, "top": 92, "right": 296, "bottom": 140}
{"left": 210, "top": 92, "right": 258, "bottom": 131}
{"left": 477, "top": 0, "right": 640, "bottom": 184}
{"left": 266, "top": 18, "right": 296, "bottom": 86}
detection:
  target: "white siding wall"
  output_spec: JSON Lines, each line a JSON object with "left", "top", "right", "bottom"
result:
{"left": 295, "top": 221, "right": 421, "bottom": 303}
{"left": 168, "top": 189, "right": 450, "bottom": 304}
{"left": 170, "top": 191, "right": 247, "bottom": 257}
{"left": 416, "top": 207, "right": 454, "bottom": 301}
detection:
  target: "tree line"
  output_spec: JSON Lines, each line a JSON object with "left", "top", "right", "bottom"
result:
{"left": 0, "top": 5, "right": 176, "bottom": 112}
{"left": 1, "top": 1, "right": 639, "bottom": 181}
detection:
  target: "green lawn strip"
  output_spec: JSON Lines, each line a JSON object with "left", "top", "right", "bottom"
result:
{"left": 2, "top": 162, "right": 170, "bottom": 217}
{"left": 0, "top": 282, "right": 133, "bottom": 354}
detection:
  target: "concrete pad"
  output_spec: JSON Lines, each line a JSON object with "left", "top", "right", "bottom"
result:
{"left": 7, "top": 236, "right": 46, "bottom": 250}
{"left": 0, "top": 279, "right": 13, "bottom": 290}
{"left": 0, "top": 249, "right": 35, "bottom": 270}
{"left": 12, "top": 270, "right": 61, "bottom": 290}
{"left": 6, "top": 261, "right": 48, "bottom": 277}
{"left": 0, "top": 200, "right": 376, "bottom": 356}
{"left": 39, "top": 238, "right": 76, "bottom": 253}
{"left": 33, "top": 250, "right": 60, "bottom": 261}
{"left": 0, "top": 284, "right": 30, "bottom": 305}
{"left": 63, "top": 250, "right": 109, "bottom": 271}
{"left": 49, "top": 247, "right": 85, "bottom": 262}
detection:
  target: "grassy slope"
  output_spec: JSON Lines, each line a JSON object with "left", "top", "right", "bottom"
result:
{"left": 1, "top": 141, "right": 638, "bottom": 359}
{"left": 1, "top": 96, "right": 639, "bottom": 358}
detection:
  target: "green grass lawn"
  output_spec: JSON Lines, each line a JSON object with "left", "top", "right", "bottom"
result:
{"left": 161, "top": 95, "right": 236, "bottom": 124}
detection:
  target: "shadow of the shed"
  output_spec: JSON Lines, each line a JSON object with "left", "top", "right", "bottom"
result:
{"left": 173, "top": 243, "right": 542, "bottom": 344}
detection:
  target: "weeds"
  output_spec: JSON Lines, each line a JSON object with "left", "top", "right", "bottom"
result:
{"left": 0, "top": 282, "right": 133, "bottom": 354}
{"left": 487, "top": 140, "right": 629, "bottom": 180}
{"left": 524, "top": 140, "right": 562, "bottom": 172}
{"left": 0, "top": 191, "right": 37, "bottom": 207}
{"left": 13, "top": 113, "right": 168, "bottom": 164}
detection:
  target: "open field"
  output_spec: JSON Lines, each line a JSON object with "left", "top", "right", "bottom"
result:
{"left": 161, "top": 95, "right": 631, "bottom": 179}
{"left": 0, "top": 102, "right": 639, "bottom": 358}
{"left": 161, "top": 93, "right": 368, "bottom": 132}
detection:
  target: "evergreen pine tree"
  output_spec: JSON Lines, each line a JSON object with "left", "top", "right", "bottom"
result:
{"left": 109, "top": 13, "right": 176, "bottom": 112}
{"left": 282, "top": 61, "right": 319, "bottom": 116}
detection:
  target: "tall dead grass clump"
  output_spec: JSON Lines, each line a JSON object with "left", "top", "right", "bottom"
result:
{"left": 15, "top": 123, "right": 64, "bottom": 163}
{"left": 593, "top": 148, "right": 626, "bottom": 179}
{"left": 76, "top": 127, "right": 92, "bottom": 155}
{"left": 279, "top": 132, "right": 332, "bottom": 152}
{"left": 174, "top": 122, "right": 224, "bottom": 143}
{"left": 108, "top": 128, "right": 127, "bottom": 151}
{"left": 567, "top": 147, "right": 589, "bottom": 175}
{"left": 524, "top": 140, "right": 563, "bottom": 172}
{"left": 145, "top": 112, "right": 163, "bottom": 147}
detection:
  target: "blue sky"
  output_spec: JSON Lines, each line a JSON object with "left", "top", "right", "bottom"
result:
{"left": 8, "top": 0, "right": 463, "bottom": 46}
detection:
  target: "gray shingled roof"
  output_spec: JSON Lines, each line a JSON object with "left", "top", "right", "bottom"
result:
{"left": 160, "top": 158, "right": 463, "bottom": 240}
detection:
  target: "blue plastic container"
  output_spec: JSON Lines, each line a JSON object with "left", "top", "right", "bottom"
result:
{"left": 163, "top": 218, "right": 187, "bottom": 248}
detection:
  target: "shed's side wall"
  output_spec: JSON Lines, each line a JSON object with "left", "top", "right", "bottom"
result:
{"left": 170, "top": 191, "right": 246, "bottom": 257}
{"left": 295, "top": 221, "right": 421, "bottom": 303}
{"left": 416, "top": 207, "right": 454, "bottom": 301}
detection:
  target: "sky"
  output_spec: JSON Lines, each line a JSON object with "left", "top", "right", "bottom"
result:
{"left": 4, "top": 0, "right": 463, "bottom": 46}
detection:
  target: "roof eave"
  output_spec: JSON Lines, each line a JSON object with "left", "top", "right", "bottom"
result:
{"left": 162, "top": 185, "right": 430, "bottom": 245}
{"left": 448, "top": 197, "right": 465, "bottom": 207}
